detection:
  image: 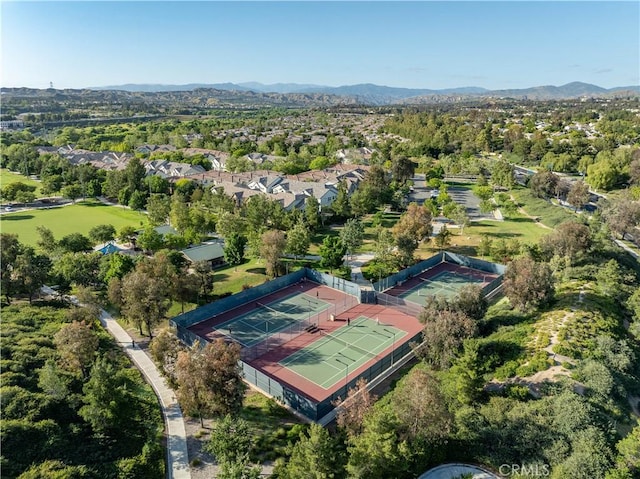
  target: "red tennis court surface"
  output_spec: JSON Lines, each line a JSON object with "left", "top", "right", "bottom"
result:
{"left": 188, "top": 280, "right": 424, "bottom": 403}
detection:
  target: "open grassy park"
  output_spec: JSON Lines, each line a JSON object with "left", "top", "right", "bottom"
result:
{"left": 0, "top": 199, "right": 147, "bottom": 246}
{"left": 0, "top": 168, "right": 43, "bottom": 196}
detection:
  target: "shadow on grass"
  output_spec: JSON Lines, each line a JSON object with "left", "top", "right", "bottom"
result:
{"left": 1, "top": 214, "right": 34, "bottom": 221}
{"left": 212, "top": 272, "right": 230, "bottom": 282}
{"left": 247, "top": 267, "right": 266, "bottom": 275}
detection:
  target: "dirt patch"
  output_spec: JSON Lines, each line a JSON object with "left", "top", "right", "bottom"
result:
{"left": 184, "top": 418, "right": 218, "bottom": 479}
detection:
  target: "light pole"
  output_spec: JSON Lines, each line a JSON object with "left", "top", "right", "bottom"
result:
{"left": 385, "top": 328, "right": 396, "bottom": 365}
{"left": 336, "top": 358, "right": 349, "bottom": 390}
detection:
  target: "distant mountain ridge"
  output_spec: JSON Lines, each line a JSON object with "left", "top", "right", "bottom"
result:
{"left": 89, "top": 81, "right": 639, "bottom": 104}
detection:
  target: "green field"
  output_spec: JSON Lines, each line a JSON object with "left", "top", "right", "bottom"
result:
{"left": 0, "top": 200, "right": 147, "bottom": 246}
{"left": 0, "top": 168, "right": 43, "bottom": 196}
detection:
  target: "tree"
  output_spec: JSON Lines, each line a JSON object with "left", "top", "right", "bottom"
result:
{"left": 615, "top": 425, "right": 640, "bottom": 473}
{"left": 319, "top": 236, "right": 346, "bottom": 273}
{"left": 52, "top": 252, "right": 101, "bottom": 288}
{"left": 393, "top": 368, "right": 452, "bottom": 443}
{"left": 567, "top": 180, "right": 590, "bottom": 211}
{"left": 259, "top": 230, "right": 286, "bottom": 278}
{"left": 216, "top": 212, "right": 248, "bottom": 239}
{"left": 394, "top": 233, "right": 418, "bottom": 269}
{"left": 175, "top": 339, "right": 245, "bottom": 426}
{"left": 434, "top": 225, "right": 452, "bottom": 250}
{"left": 12, "top": 247, "right": 51, "bottom": 303}
{"left": 119, "top": 255, "right": 176, "bottom": 336}
{"left": 136, "top": 226, "right": 165, "bottom": 252}
{"left": 280, "top": 423, "right": 346, "bottom": 479}
{"left": 79, "top": 356, "right": 131, "bottom": 435}
{"left": 529, "top": 170, "right": 559, "bottom": 199}
{"left": 447, "top": 340, "right": 484, "bottom": 405}
{"left": 449, "top": 203, "right": 470, "bottom": 235}
{"left": 127, "top": 190, "right": 145, "bottom": 211}
{"left": 88, "top": 224, "right": 116, "bottom": 244}
{"left": 477, "top": 234, "right": 493, "bottom": 258}
{"left": 36, "top": 226, "right": 57, "bottom": 254}
{"left": 346, "top": 408, "right": 405, "bottom": 479}
{"left": 452, "top": 284, "right": 488, "bottom": 320}
{"left": 304, "top": 195, "right": 320, "bottom": 232}
{"left": 207, "top": 415, "right": 261, "bottom": 479}
{"left": 224, "top": 233, "right": 248, "bottom": 266}
{"left": 340, "top": 218, "right": 364, "bottom": 261}
{"left": 335, "top": 378, "right": 377, "bottom": 438}
{"left": 392, "top": 203, "right": 433, "bottom": 244}
{"left": 391, "top": 155, "right": 416, "bottom": 184}
{"left": 58, "top": 233, "right": 92, "bottom": 253}
{"left": 193, "top": 260, "right": 214, "bottom": 303}
{"left": 117, "top": 225, "right": 137, "bottom": 245}
{"left": 503, "top": 257, "right": 554, "bottom": 312}
{"left": 54, "top": 321, "right": 99, "bottom": 377}
{"left": 0, "top": 234, "right": 21, "bottom": 303}
{"left": 540, "top": 221, "right": 591, "bottom": 263}
{"left": 170, "top": 193, "right": 191, "bottom": 234}
{"left": 491, "top": 159, "right": 515, "bottom": 190}
{"left": 286, "top": 219, "right": 311, "bottom": 261}
{"left": 331, "top": 181, "right": 351, "bottom": 219}
{"left": 586, "top": 161, "right": 619, "bottom": 191}
{"left": 599, "top": 195, "right": 640, "bottom": 239}
{"left": 61, "top": 184, "right": 83, "bottom": 203}
{"left": 37, "top": 360, "right": 70, "bottom": 401}
{"left": 0, "top": 181, "right": 37, "bottom": 202}
{"left": 124, "top": 157, "right": 146, "bottom": 193}
{"left": 596, "top": 259, "right": 632, "bottom": 302}
{"left": 99, "top": 252, "right": 135, "bottom": 283}
{"left": 149, "top": 328, "right": 182, "bottom": 380}
{"left": 415, "top": 308, "right": 477, "bottom": 369}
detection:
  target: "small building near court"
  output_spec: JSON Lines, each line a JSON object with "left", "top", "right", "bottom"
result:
{"left": 181, "top": 242, "right": 226, "bottom": 268}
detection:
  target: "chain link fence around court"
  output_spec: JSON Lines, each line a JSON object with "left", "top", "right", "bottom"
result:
{"left": 240, "top": 295, "right": 361, "bottom": 362}
{"left": 376, "top": 291, "right": 423, "bottom": 317}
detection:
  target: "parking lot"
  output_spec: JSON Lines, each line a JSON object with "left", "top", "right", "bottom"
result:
{"left": 409, "top": 175, "right": 495, "bottom": 220}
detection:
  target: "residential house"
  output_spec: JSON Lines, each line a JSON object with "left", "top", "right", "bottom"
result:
{"left": 144, "top": 160, "right": 206, "bottom": 179}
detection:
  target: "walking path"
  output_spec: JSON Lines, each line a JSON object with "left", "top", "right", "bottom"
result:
{"left": 41, "top": 286, "right": 191, "bottom": 479}
{"left": 98, "top": 310, "right": 191, "bottom": 479}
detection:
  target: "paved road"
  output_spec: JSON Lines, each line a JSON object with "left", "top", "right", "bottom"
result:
{"left": 41, "top": 286, "right": 191, "bottom": 479}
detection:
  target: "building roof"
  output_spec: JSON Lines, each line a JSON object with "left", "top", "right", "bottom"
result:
{"left": 181, "top": 242, "right": 225, "bottom": 263}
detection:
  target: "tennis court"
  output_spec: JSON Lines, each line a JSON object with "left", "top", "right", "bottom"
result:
{"left": 279, "top": 317, "right": 407, "bottom": 389}
{"left": 215, "top": 292, "right": 330, "bottom": 347}
{"left": 400, "top": 270, "right": 483, "bottom": 304}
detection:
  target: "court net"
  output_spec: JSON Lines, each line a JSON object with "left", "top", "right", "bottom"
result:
{"left": 255, "top": 301, "right": 297, "bottom": 321}
{"left": 418, "top": 277, "right": 460, "bottom": 294}
{"left": 320, "top": 330, "right": 377, "bottom": 359}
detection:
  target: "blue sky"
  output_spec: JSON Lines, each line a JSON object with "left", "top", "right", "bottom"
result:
{"left": 1, "top": 1, "right": 638, "bottom": 90}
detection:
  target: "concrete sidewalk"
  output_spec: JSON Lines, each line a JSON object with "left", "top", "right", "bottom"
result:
{"left": 98, "top": 310, "right": 191, "bottom": 479}
{"left": 41, "top": 286, "right": 190, "bottom": 479}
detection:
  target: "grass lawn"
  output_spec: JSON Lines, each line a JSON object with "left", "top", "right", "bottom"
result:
{"left": 211, "top": 258, "right": 269, "bottom": 296}
{"left": 415, "top": 213, "right": 550, "bottom": 259}
{"left": 510, "top": 188, "right": 577, "bottom": 228}
{"left": 0, "top": 199, "right": 147, "bottom": 246}
{"left": 0, "top": 168, "right": 43, "bottom": 196}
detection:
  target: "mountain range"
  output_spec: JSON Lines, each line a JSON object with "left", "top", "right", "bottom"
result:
{"left": 90, "top": 81, "right": 640, "bottom": 104}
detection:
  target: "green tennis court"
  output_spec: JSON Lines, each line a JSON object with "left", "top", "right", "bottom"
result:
{"left": 400, "top": 270, "right": 483, "bottom": 304}
{"left": 280, "top": 317, "right": 407, "bottom": 389}
{"left": 215, "top": 292, "right": 330, "bottom": 347}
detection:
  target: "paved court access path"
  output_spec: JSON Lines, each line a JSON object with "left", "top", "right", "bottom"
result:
{"left": 41, "top": 286, "right": 191, "bottom": 479}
